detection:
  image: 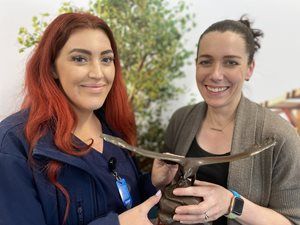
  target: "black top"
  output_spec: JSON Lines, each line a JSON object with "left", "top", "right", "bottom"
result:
{"left": 186, "top": 138, "right": 230, "bottom": 225}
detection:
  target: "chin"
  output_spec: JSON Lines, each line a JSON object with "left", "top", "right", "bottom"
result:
{"left": 90, "top": 103, "right": 105, "bottom": 111}
{"left": 204, "top": 98, "right": 228, "bottom": 108}
{"left": 78, "top": 101, "right": 105, "bottom": 112}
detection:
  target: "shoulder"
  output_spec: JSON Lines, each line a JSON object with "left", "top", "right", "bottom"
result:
{"left": 241, "top": 97, "right": 296, "bottom": 138}
{"left": 264, "top": 107, "right": 300, "bottom": 154}
{"left": 0, "top": 109, "right": 28, "bottom": 129}
{"left": 238, "top": 96, "right": 299, "bottom": 150}
{"left": 251, "top": 103, "right": 300, "bottom": 161}
{"left": 0, "top": 110, "right": 29, "bottom": 160}
{"left": 263, "top": 107, "right": 296, "bottom": 134}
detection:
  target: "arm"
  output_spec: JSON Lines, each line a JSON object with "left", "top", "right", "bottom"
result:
{"left": 0, "top": 152, "right": 49, "bottom": 225}
{"left": 236, "top": 197, "right": 292, "bottom": 225}
{"left": 172, "top": 131, "right": 300, "bottom": 225}
{"left": 172, "top": 181, "right": 292, "bottom": 225}
{"left": 235, "top": 130, "right": 300, "bottom": 225}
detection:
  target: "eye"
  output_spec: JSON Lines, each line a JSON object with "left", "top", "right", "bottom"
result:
{"left": 101, "top": 56, "right": 114, "bottom": 65}
{"left": 71, "top": 55, "right": 88, "bottom": 64}
{"left": 224, "top": 60, "right": 239, "bottom": 66}
{"left": 198, "top": 59, "right": 211, "bottom": 66}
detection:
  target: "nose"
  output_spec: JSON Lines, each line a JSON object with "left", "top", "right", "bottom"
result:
{"left": 88, "top": 61, "right": 103, "bottom": 79}
{"left": 210, "top": 63, "right": 223, "bottom": 81}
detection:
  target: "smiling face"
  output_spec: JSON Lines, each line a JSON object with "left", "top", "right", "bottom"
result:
{"left": 196, "top": 31, "right": 254, "bottom": 110}
{"left": 54, "top": 28, "right": 115, "bottom": 115}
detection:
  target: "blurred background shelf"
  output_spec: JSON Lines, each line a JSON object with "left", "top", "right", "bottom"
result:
{"left": 261, "top": 88, "right": 300, "bottom": 134}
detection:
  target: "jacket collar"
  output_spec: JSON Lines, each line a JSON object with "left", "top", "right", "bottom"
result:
{"left": 32, "top": 133, "right": 97, "bottom": 177}
{"left": 32, "top": 117, "right": 114, "bottom": 180}
{"left": 174, "top": 102, "right": 206, "bottom": 156}
{"left": 227, "top": 95, "right": 261, "bottom": 198}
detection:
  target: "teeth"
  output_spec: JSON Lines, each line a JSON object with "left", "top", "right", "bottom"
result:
{"left": 207, "top": 86, "right": 227, "bottom": 92}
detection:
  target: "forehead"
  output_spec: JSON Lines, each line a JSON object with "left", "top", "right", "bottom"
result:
{"left": 62, "top": 28, "right": 112, "bottom": 53}
{"left": 198, "top": 31, "right": 247, "bottom": 57}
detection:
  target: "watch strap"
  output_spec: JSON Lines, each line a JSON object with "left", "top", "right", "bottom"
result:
{"left": 225, "top": 189, "right": 242, "bottom": 219}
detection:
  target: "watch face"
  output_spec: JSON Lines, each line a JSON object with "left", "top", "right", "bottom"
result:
{"left": 232, "top": 197, "right": 244, "bottom": 215}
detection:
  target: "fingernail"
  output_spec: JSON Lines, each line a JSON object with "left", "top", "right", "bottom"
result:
{"left": 155, "top": 190, "right": 162, "bottom": 196}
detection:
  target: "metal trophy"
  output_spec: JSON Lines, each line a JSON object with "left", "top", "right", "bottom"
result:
{"left": 100, "top": 134, "right": 276, "bottom": 225}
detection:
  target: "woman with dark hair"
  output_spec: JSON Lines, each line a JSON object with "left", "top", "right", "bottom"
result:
{"left": 0, "top": 12, "right": 177, "bottom": 225}
{"left": 162, "top": 16, "right": 300, "bottom": 225}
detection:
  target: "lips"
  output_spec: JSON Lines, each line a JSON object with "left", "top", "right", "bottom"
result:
{"left": 81, "top": 83, "right": 106, "bottom": 88}
{"left": 80, "top": 83, "right": 107, "bottom": 93}
{"left": 205, "top": 85, "right": 229, "bottom": 93}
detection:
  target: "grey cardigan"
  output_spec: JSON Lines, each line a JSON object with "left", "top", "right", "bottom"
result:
{"left": 164, "top": 96, "right": 300, "bottom": 225}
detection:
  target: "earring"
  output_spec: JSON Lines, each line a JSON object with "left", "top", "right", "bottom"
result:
{"left": 245, "top": 78, "right": 249, "bottom": 81}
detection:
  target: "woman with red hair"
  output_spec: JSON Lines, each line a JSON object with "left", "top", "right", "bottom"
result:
{"left": 0, "top": 12, "right": 177, "bottom": 225}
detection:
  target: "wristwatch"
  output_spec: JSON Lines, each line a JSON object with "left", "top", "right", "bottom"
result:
{"left": 225, "top": 189, "right": 244, "bottom": 219}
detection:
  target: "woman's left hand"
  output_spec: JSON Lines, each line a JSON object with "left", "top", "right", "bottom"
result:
{"left": 151, "top": 159, "right": 178, "bottom": 189}
{"left": 172, "top": 180, "right": 233, "bottom": 224}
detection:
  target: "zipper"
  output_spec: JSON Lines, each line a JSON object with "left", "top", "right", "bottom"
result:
{"left": 91, "top": 178, "right": 99, "bottom": 217}
{"left": 76, "top": 201, "right": 84, "bottom": 225}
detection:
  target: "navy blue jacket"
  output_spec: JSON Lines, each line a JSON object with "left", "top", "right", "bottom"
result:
{"left": 0, "top": 111, "right": 156, "bottom": 225}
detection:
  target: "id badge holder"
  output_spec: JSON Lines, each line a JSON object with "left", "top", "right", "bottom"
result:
{"left": 116, "top": 177, "right": 133, "bottom": 209}
{"left": 108, "top": 157, "right": 133, "bottom": 209}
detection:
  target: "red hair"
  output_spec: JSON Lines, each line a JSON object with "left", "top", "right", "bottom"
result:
{"left": 22, "top": 12, "right": 136, "bottom": 223}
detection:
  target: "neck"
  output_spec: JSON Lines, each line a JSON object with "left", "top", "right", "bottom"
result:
{"left": 73, "top": 110, "right": 102, "bottom": 141}
{"left": 205, "top": 93, "right": 241, "bottom": 127}
{"left": 205, "top": 106, "right": 236, "bottom": 132}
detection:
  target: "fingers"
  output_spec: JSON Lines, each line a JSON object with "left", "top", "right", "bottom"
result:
{"left": 193, "top": 180, "right": 214, "bottom": 186}
{"left": 175, "top": 204, "right": 206, "bottom": 215}
{"left": 174, "top": 205, "right": 215, "bottom": 224}
{"left": 173, "top": 213, "right": 205, "bottom": 224}
{"left": 173, "top": 185, "right": 211, "bottom": 197}
{"left": 171, "top": 181, "right": 231, "bottom": 224}
{"left": 173, "top": 180, "right": 219, "bottom": 197}
{"left": 152, "top": 159, "right": 178, "bottom": 188}
{"left": 140, "top": 190, "right": 162, "bottom": 212}
{"left": 153, "top": 158, "right": 164, "bottom": 166}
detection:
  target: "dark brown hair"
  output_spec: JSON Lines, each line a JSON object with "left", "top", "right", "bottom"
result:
{"left": 196, "top": 15, "right": 264, "bottom": 64}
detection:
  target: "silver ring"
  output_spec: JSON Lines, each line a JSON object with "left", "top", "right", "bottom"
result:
{"left": 204, "top": 212, "right": 209, "bottom": 220}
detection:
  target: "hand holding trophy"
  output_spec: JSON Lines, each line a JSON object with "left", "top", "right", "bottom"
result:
{"left": 101, "top": 134, "right": 276, "bottom": 225}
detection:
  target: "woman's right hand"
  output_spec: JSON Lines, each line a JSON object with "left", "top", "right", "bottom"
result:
{"left": 151, "top": 159, "right": 178, "bottom": 189}
{"left": 118, "top": 190, "right": 162, "bottom": 225}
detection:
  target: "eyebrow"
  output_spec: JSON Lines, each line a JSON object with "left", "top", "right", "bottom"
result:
{"left": 68, "top": 48, "right": 114, "bottom": 56}
{"left": 224, "top": 55, "right": 242, "bottom": 59}
{"left": 198, "top": 54, "right": 242, "bottom": 59}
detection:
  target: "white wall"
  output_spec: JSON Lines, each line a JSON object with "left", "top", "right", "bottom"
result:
{"left": 1, "top": 0, "right": 300, "bottom": 120}
{"left": 174, "top": 0, "right": 300, "bottom": 112}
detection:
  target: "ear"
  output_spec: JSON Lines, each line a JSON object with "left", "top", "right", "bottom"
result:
{"left": 245, "top": 60, "right": 255, "bottom": 81}
{"left": 51, "top": 65, "right": 59, "bottom": 79}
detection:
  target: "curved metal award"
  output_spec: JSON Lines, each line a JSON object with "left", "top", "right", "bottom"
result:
{"left": 100, "top": 134, "right": 276, "bottom": 225}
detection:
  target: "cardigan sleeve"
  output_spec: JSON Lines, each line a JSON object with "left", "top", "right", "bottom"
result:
{"left": 268, "top": 127, "right": 300, "bottom": 225}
